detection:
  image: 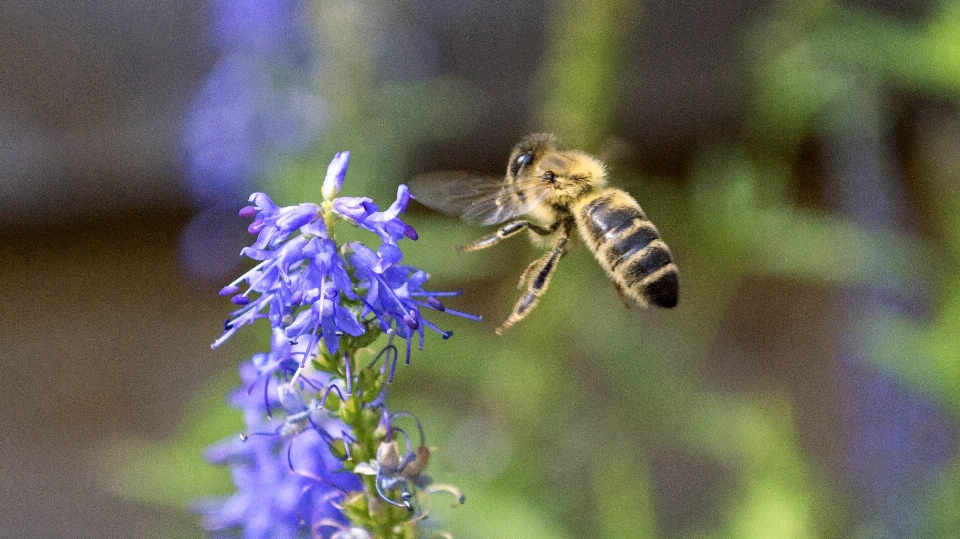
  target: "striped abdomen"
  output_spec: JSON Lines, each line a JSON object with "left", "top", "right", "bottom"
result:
{"left": 577, "top": 190, "right": 679, "bottom": 308}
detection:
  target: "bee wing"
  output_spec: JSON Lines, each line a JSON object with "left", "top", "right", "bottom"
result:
{"left": 410, "top": 172, "right": 551, "bottom": 226}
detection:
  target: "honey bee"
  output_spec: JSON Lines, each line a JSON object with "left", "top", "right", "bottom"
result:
{"left": 411, "top": 133, "right": 678, "bottom": 334}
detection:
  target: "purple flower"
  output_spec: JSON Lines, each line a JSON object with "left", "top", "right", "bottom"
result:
{"left": 198, "top": 354, "right": 361, "bottom": 538}
{"left": 214, "top": 231, "right": 311, "bottom": 349}
{"left": 334, "top": 185, "right": 419, "bottom": 270}
{"left": 198, "top": 387, "right": 360, "bottom": 538}
{"left": 348, "top": 243, "right": 480, "bottom": 363}
{"left": 242, "top": 193, "right": 322, "bottom": 249}
{"left": 207, "top": 150, "right": 477, "bottom": 536}
{"left": 215, "top": 153, "right": 479, "bottom": 364}
{"left": 282, "top": 236, "right": 365, "bottom": 355}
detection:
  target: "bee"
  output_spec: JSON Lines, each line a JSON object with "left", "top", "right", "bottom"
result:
{"left": 411, "top": 133, "right": 678, "bottom": 334}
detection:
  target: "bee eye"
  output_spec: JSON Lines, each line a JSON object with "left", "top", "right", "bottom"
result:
{"left": 541, "top": 171, "right": 556, "bottom": 183}
{"left": 510, "top": 151, "right": 534, "bottom": 176}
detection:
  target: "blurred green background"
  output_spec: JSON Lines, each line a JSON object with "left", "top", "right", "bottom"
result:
{"left": 4, "top": 0, "right": 960, "bottom": 537}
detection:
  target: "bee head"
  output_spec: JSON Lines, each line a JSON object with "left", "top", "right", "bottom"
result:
{"left": 507, "top": 134, "right": 606, "bottom": 201}
{"left": 507, "top": 133, "right": 558, "bottom": 178}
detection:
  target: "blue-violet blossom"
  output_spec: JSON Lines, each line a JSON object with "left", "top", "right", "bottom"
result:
{"left": 201, "top": 151, "right": 476, "bottom": 538}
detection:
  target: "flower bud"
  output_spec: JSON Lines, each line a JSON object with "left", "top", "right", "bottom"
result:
{"left": 322, "top": 151, "right": 350, "bottom": 200}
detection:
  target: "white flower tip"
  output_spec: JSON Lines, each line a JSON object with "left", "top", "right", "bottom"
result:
{"left": 322, "top": 151, "right": 351, "bottom": 200}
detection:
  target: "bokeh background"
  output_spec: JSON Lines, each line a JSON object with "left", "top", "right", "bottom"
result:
{"left": 3, "top": 0, "right": 960, "bottom": 537}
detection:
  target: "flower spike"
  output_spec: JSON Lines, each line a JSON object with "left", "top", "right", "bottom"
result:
{"left": 201, "top": 150, "right": 475, "bottom": 537}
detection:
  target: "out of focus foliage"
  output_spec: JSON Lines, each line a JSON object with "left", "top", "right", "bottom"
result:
{"left": 110, "top": 0, "right": 960, "bottom": 537}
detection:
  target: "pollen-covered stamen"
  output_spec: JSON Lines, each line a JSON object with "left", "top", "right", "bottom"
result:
{"left": 248, "top": 218, "right": 266, "bottom": 235}
{"left": 414, "top": 313, "right": 452, "bottom": 340}
{"left": 220, "top": 284, "right": 241, "bottom": 296}
{"left": 220, "top": 260, "right": 270, "bottom": 294}
{"left": 403, "top": 309, "right": 419, "bottom": 330}
{"left": 213, "top": 299, "right": 273, "bottom": 348}
{"left": 226, "top": 277, "right": 266, "bottom": 306}
{"left": 412, "top": 294, "right": 482, "bottom": 322}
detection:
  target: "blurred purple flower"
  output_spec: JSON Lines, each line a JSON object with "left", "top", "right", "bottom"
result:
{"left": 178, "top": 0, "right": 325, "bottom": 282}
{"left": 824, "top": 92, "right": 959, "bottom": 537}
{"left": 842, "top": 362, "right": 956, "bottom": 536}
{"left": 183, "top": 0, "right": 323, "bottom": 202}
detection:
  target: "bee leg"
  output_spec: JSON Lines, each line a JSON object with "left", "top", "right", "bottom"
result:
{"left": 515, "top": 251, "right": 553, "bottom": 288}
{"left": 457, "top": 220, "right": 557, "bottom": 253}
{"left": 496, "top": 236, "right": 568, "bottom": 335}
{"left": 613, "top": 282, "right": 632, "bottom": 309}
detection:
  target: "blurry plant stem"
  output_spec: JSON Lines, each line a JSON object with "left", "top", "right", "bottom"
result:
{"left": 536, "top": 0, "right": 636, "bottom": 149}
{"left": 313, "top": 0, "right": 377, "bottom": 133}
{"left": 302, "top": 0, "right": 469, "bottom": 206}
